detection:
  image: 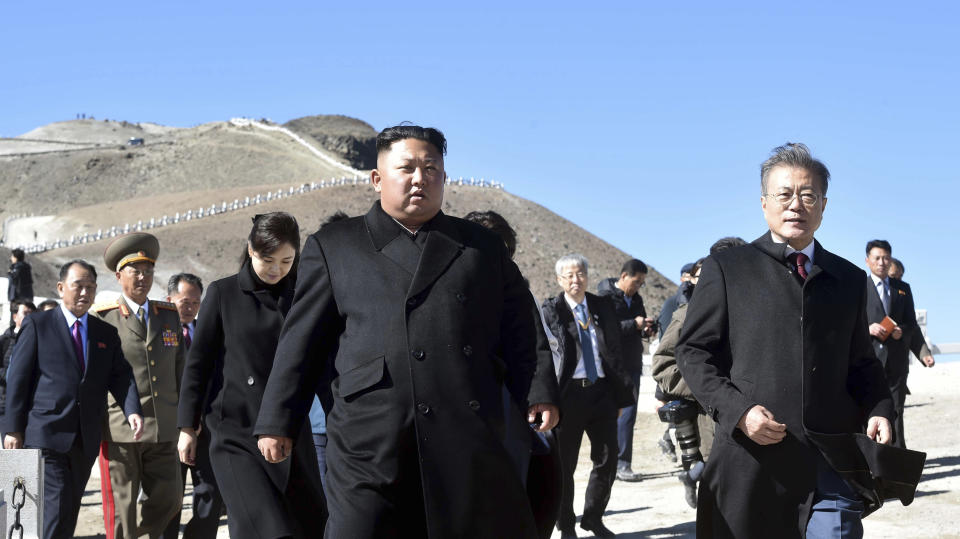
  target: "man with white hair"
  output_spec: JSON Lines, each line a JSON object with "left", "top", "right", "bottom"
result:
{"left": 541, "top": 254, "right": 634, "bottom": 538}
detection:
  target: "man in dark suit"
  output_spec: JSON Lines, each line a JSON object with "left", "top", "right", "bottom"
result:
{"left": 596, "top": 258, "right": 655, "bottom": 482}
{"left": 2, "top": 260, "right": 143, "bottom": 539}
{"left": 542, "top": 254, "right": 635, "bottom": 538}
{"left": 254, "top": 125, "right": 544, "bottom": 537}
{"left": 677, "top": 143, "right": 895, "bottom": 538}
{"left": 863, "top": 240, "right": 934, "bottom": 449}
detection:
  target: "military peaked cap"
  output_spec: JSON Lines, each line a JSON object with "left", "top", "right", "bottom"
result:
{"left": 103, "top": 232, "right": 160, "bottom": 272}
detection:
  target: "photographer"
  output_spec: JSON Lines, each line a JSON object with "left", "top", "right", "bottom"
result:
{"left": 652, "top": 238, "right": 746, "bottom": 508}
{"left": 597, "top": 259, "right": 656, "bottom": 482}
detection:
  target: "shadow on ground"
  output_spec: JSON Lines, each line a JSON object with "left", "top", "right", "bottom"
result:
{"left": 920, "top": 454, "right": 960, "bottom": 482}
{"left": 616, "top": 520, "right": 696, "bottom": 538}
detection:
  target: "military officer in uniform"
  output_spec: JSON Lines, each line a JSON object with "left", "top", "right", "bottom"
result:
{"left": 94, "top": 233, "right": 185, "bottom": 539}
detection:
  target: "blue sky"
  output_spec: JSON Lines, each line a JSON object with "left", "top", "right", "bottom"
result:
{"left": 3, "top": 1, "right": 958, "bottom": 344}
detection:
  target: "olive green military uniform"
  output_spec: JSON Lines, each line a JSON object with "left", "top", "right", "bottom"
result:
{"left": 95, "top": 233, "right": 185, "bottom": 539}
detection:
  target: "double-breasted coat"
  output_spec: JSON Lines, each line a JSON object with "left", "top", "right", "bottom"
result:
{"left": 178, "top": 263, "right": 325, "bottom": 538}
{"left": 677, "top": 233, "right": 894, "bottom": 538}
{"left": 254, "top": 202, "right": 540, "bottom": 538}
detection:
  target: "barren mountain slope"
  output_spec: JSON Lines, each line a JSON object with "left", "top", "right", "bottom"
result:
{"left": 35, "top": 184, "right": 675, "bottom": 312}
{"left": 0, "top": 121, "right": 359, "bottom": 217}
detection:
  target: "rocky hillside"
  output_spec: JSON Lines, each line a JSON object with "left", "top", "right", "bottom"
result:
{"left": 2, "top": 116, "right": 676, "bottom": 313}
{"left": 283, "top": 115, "right": 377, "bottom": 170}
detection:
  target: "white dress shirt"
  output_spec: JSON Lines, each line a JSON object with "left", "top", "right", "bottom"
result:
{"left": 563, "top": 294, "right": 605, "bottom": 379}
{"left": 60, "top": 304, "right": 89, "bottom": 369}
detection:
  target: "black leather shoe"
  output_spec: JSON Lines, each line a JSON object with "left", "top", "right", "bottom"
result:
{"left": 580, "top": 519, "right": 615, "bottom": 537}
{"left": 558, "top": 526, "right": 578, "bottom": 539}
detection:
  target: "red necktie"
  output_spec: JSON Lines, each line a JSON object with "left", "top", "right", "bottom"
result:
{"left": 71, "top": 320, "right": 85, "bottom": 374}
{"left": 789, "top": 252, "right": 809, "bottom": 280}
{"left": 182, "top": 323, "right": 192, "bottom": 349}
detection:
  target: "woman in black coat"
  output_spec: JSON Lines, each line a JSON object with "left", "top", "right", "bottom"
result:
{"left": 177, "top": 212, "right": 326, "bottom": 538}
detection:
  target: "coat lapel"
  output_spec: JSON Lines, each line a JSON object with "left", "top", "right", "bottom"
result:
{"left": 406, "top": 213, "right": 464, "bottom": 300}
{"left": 555, "top": 294, "right": 580, "bottom": 382}
{"left": 145, "top": 300, "right": 159, "bottom": 345}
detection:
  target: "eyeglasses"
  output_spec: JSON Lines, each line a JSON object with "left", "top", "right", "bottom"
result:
{"left": 763, "top": 190, "right": 822, "bottom": 209}
{"left": 124, "top": 267, "right": 154, "bottom": 278}
{"left": 560, "top": 271, "right": 587, "bottom": 281}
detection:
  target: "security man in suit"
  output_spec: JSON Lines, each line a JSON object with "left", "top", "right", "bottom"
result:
{"left": 541, "top": 254, "right": 635, "bottom": 538}
{"left": 94, "top": 233, "right": 185, "bottom": 539}
{"left": 2, "top": 259, "right": 143, "bottom": 539}
{"left": 864, "top": 240, "right": 934, "bottom": 449}
{"left": 254, "top": 125, "right": 543, "bottom": 537}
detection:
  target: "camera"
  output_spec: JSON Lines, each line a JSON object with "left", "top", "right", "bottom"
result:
{"left": 657, "top": 399, "right": 704, "bottom": 482}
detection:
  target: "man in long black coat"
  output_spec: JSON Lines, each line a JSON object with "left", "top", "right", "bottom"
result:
{"left": 677, "top": 143, "right": 894, "bottom": 538}
{"left": 254, "top": 125, "right": 543, "bottom": 537}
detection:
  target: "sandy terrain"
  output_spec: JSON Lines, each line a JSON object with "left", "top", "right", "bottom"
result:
{"left": 70, "top": 361, "right": 959, "bottom": 538}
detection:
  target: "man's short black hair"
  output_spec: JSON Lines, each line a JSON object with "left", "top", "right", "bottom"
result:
{"left": 710, "top": 236, "right": 747, "bottom": 255}
{"left": 376, "top": 124, "right": 447, "bottom": 156}
{"left": 36, "top": 299, "right": 59, "bottom": 311}
{"left": 866, "top": 239, "right": 892, "bottom": 255}
{"left": 59, "top": 259, "right": 97, "bottom": 281}
{"left": 11, "top": 248, "right": 25, "bottom": 261}
{"left": 11, "top": 298, "right": 36, "bottom": 312}
{"left": 463, "top": 211, "right": 517, "bottom": 259}
{"left": 167, "top": 273, "right": 204, "bottom": 296}
{"left": 620, "top": 259, "right": 648, "bottom": 277}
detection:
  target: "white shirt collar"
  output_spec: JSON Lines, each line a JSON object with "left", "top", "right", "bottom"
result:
{"left": 791, "top": 240, "right": 815, "bottom": 264}
{"left": 563, "top": 294, "right": 587, "bottom": 313}
{"left": 59, "top": 304, "right": 88, "bottom": 327}
{"left": 122, "top": 294, "right": 147, "bottom": 316}
{"left": 870, "top": 272, "right": 889, "bottom": 288}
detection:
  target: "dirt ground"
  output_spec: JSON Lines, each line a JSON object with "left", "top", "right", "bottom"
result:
{"left": 71, "top": 361, "right": 959, "bottom": 538}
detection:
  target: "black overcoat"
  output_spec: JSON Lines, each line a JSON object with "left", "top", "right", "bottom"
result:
{"left": 177, "top": 264, "right": 325, "bottom": 538}
{"left": 677, "top": 232, "right": 894, "bottom": 538}
{"left": 254, "top": 202, "right": 539, "bottom": 538}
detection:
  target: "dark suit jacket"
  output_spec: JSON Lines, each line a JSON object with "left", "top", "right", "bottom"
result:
{"left": 540, "top": 292, "right": 634, "bottom": 408}
{"left": 2, "top": 308, "right": 140, "bottom": 459}
{"left": 596, "top": 277, "right": 647, "bottom": 373}
{"left": 254, "top": 202, "right": 539, "bottom": 537}
{"left": 865, "top": 276, "right": 924, "bottom": 387}
{"left": 677, "top": 233, "right": 894, "bottom": 538}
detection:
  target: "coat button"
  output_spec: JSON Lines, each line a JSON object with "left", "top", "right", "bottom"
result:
{"left": 412, "top": 349, "right": 425, "bottom": 361}
{"left": 462, "top": 345, "right": 473, "bottom": 357}
{"left": 147, "top": 346, "right": 153, "bottom": 351}
{"left": 417, "top": 403, "right": 431, "bottom": 415}
{"left": 247, "top": 376, "right": 255, "bottom": 386}
{"left": 152, "top": 376, "right": 157, "bottom": 382}
{"left": 153, "top": 391, "right": 158, "bottom": 397}
{"left": 407, "top": 297, "right": 418, "bottom": 308}
{"left": 150, "top": 360, "right": 155, "bottom": 366}
{"left": 456, "top": 292, "right": 466, "bottom": 302}
{"left": 467, "top": 400, "right": 480, "bottom": 411}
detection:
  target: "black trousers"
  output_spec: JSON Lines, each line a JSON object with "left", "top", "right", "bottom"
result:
{"left": 890, "top": 381, "right": 908, "bottom": 449}
{"left": 161, "top": 426, "right": 224, "bottom": 539}
{"left": 555, "top": 379, "right": 619, "bottom": 530}
{"left": 37, "top": 439, "right": 95, "bottom": 539}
